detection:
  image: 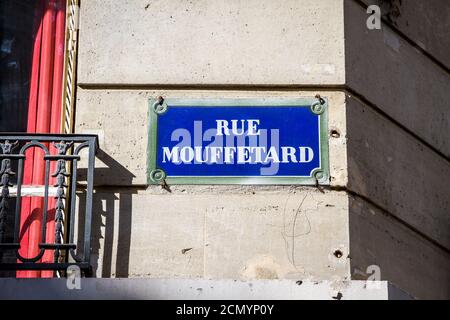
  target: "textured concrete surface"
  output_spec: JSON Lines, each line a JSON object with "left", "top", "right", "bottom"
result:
{"left": 67, "top": 0, "right": 450, "bottom": 302}
{"left": 75, "top": 89, "right": 347, "bottom": 187}
{"left": 77, "top": 188, "right": 350, "bottom": 281}
{"left": 0, "top": 279, "right": 411, "bottom": 300}
{"left": 346, "top": 96, "right": 450, "bottom": 249}
{"left": 349, "top": 196, "right": 450, "bottom": 300}
{"left": 360, "top": 0, "right": 450, "bottom": 69}
{"left": 77, "top": 0, "right": 345, "bottom": 85}
{"left": 345, "top": 0, "right": 450, "bottom": 157}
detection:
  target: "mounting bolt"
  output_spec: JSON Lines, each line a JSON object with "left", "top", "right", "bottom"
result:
{"left": 315, "top": 94, "right": 326, "bottom": 105}
{"left": 310, "top": 95, "right": 326, "bottom": 115}
{"left": 152, "top": 96, "right": 168, "bottom": 114}
{"left": 150, "top": 169, "right": 166, "bottom": 183}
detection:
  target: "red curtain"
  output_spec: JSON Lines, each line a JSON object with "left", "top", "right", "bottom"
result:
{"left": 17, "top": 0, "right": 66, "bottom": 278}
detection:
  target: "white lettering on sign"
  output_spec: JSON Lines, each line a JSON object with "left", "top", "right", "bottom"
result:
{"left": 162, "top": 119, "right": 315, "bottom": 167}
{"left": 216, "top": 119, "right": 261, "bottom": 136}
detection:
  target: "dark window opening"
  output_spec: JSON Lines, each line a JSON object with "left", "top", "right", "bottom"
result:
{"left": 0, "top": 0, "right": 43, "bottom": 132}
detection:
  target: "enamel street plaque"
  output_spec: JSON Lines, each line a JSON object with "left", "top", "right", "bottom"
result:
{"left": 147, "top": 97, "right": 329, "bottom": 185}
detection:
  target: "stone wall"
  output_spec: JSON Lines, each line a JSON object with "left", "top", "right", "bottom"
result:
{"left": 73, "top": 0, "right": 449, "bottom": 299}
{"left": 344, "top": 0, "right": 450, "bottom": 299}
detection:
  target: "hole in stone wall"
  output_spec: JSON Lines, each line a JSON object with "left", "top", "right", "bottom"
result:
{"left": 330, "top": 129, "right": 340, "bottom": 138}
{"left": 333, "top": 250, "right": 343, "bottom": 258}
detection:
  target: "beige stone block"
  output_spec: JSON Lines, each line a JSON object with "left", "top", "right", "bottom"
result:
{"left": 77, "top": 0, "right": 345, "bottom": 85}
{"left": 75, "top": 89, "right": 347, "bottom": 187}
{"left": 83, "top": 187, "right": 350, "bottom": 280}
{"left": 85, "top": 190, "right": 205, "bottom": 278}
{"left": 203, "top": 190, "right": 350, "bottom": 280}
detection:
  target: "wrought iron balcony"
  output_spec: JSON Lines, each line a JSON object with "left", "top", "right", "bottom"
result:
{"left": 0, "top": 133, "right": 97, "bottom": 276}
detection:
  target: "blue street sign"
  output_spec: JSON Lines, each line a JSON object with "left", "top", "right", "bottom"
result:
{"left": 147, "top": 98, "right": 329, "bottom": 185}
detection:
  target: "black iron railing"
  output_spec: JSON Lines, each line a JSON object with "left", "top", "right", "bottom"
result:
{"left": 0, "top": 134, "right": 97, "bottom": 275}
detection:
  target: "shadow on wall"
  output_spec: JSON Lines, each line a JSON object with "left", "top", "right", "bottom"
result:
{"left": 77, "top": 148, "right": 137, "bottom": 278}
{"left": 345, "top": 99, "right": 450, "bottom": 300}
